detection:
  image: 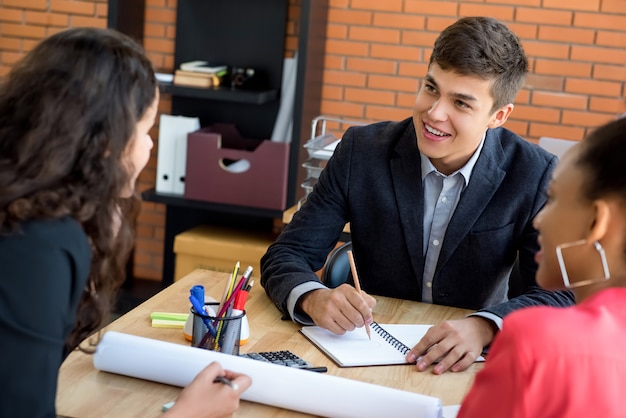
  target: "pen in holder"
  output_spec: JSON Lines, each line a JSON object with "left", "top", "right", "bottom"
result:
{"left": 191, "top": 302, "right": 245, "bottom": 355}
{"left": 184, "top": 308, "right": 249, "bottom": 345}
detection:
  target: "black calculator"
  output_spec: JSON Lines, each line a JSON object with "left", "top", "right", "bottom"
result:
{"left": 240, "top": 350, "right": 326, "bottom": 372}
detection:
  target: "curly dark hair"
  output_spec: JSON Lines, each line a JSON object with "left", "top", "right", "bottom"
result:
{"left": 430, "top": 16, "right": 528, "bottom": 113}
{"left": 0, "top": 27, "right": 156, "bottom": 352}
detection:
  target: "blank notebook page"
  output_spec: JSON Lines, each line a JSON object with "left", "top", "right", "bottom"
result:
{"left": 300, "top": 323, "right": 433, "bottom": 367}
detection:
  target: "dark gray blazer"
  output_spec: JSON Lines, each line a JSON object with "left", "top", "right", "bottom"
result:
{"left": 261, "top": 118, "right": 574, "bottom": 319}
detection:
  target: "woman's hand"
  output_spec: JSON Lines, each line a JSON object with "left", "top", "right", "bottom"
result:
{"left": 163, "top": 362, "right": 252, "bottom": 418}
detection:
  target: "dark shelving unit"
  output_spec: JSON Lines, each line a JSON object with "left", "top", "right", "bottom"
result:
{"left": 107, "top": 0, "right": 145, "bottom": 44}
{"left": 109, "top": 0, "right": 328, "bottom": 286}
{"left": 158, "top": 82, "right": 278, "bottom": 105}
{"left": 142, "top": 188, "right": 283, "bottom": 219}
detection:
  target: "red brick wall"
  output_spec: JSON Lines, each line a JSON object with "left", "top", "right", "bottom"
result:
{"left": 0, "top": 0, "right": 108, "bottom": 75}
{"left": 1, "top": 0, "right": 625, "bottom": 281}
{"left": 321, "top": 0, "right": 626, "bottom": 140}
{"left": 134, "top": 0, "right": 177, "bottom": 280}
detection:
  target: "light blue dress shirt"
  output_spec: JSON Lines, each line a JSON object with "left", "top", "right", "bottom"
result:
{"left": 419, "top": 134, "right": 502, "bottom": 331}
{"left": 420, "top": 134, "right": 485, "bottom": 303}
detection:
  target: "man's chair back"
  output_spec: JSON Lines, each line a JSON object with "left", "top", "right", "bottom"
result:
{"left": 538, "top": 137, "right": 577, "bottom": 159}
{"left": 321, "top": 241, "right": 352, "bottom": 288}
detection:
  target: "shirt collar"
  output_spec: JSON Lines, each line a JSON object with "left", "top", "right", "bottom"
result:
{"left": 420, "top": 131, "right": 487, "bottom": 186}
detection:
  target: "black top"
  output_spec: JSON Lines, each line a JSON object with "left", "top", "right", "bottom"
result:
{"left": 0, "top": 217, "right": 91, "bottom": 417}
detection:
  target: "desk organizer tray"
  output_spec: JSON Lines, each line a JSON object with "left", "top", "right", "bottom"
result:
{"left": 300, "top": 177, "right": 318, "bottom": 197}
{"left": 302, "top": 158, "right": 327, "bottom": 179}
{"left": 303, "top": 132, "right": 340, "bottom": 160}
{"left": 185, "top": 124, "right": 289, "bottom": 211}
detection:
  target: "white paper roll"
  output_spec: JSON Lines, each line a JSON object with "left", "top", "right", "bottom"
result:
{"left": 94, "top": 331, "right": 442, "bottom": 418}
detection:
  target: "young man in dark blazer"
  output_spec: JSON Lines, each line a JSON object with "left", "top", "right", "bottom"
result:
{"left": 260, "top": 16, "right": 574, "bottom": 374}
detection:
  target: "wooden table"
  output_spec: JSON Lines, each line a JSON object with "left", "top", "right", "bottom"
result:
{"left": 56, "top": 270, "right": 482, "bottom": 417}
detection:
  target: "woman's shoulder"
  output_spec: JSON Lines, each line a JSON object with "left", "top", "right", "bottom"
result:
{"left": 497, "top": 304, "right": 582, "bottom": 352}
{"left": 497, "top": 295, "right": 623, "bottom": 356}
{"left": 0, "top": 217, "right": 92, "bottom": 324}
{"left": 2, "top": 217, "right": 91, "bottom": 264}
{"left": 25, "top": 216, "right": 87, "bottom": 244}
{"left": 505, "top": 288, "right": 626, "bottom": 332}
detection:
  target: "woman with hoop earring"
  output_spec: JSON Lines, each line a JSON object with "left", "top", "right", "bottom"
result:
{"left": 458, "top": 117, "right": 626, "bottom": 418}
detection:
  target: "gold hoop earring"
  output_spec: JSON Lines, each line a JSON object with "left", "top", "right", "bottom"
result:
{"left": 556, "top": 240, "right": 610, "bottom": 289}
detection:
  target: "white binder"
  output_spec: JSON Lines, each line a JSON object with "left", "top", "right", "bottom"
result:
{"left": 270, "top": 55, "right": 297, "bottom": 143}
{"left": 156, "top": 114, "right": 200, "bottom": 194}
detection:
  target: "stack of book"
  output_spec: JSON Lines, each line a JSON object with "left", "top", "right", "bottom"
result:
{"left": 173, "top": 60, "right": 228, "bottom": 88}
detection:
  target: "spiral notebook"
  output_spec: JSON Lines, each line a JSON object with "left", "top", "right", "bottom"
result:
{"left": 301, "top": 322, "right": 486, "bottom": 367}
{"left": 300, "top": 322, "right": 432, "bottom": 367}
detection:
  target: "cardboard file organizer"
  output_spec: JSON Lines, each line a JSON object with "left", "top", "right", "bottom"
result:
{"left": 173, "top": 225, "right": 276, "bottom": 281}
{"left": 185, "top": 124, "right": 290, "bottom": 211}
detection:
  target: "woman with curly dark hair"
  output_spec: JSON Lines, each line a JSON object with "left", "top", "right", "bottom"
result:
{"left": 0, "top": 27, "right": 250, "bottom": 417}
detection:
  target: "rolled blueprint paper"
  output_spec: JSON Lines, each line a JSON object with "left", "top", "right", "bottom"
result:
{"left": 94, "top": 331, "right": 442, "bottom": 418}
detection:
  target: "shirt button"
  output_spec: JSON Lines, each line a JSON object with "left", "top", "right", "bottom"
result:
{"left": 426, "top": 282, "right": 432, "bottom": 288}
{"left": 441, "top": 196, "right": 448, "bottom": 202}
{"left": 433, "top": 239, "right": 440, "bottom": 246}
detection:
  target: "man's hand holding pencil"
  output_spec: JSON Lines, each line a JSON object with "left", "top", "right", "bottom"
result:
{"left": 297, "top": 250, "right": 376, "bottom": 336}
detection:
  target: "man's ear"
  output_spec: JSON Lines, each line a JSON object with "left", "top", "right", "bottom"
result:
{"left": 488, "top": 103, "right": 514, "bottom": 129}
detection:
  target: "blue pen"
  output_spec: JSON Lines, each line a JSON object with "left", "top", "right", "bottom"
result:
{"left": 189, "top": 295, "right": 217, "bottom": 338}
{"left": 190, "top": 285, "right": 205, "bottom": 305}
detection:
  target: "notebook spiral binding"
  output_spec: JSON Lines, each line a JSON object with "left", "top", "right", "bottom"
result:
{"left": 371, "top": 322, "right": 412, "bottom": 355}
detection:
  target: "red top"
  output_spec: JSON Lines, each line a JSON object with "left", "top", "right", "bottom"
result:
{"left": 459, "top": 287, "right": 626, "bottom": 418}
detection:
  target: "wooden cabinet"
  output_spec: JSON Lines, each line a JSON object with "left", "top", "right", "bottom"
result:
{"left": 108, "top": 0, "right": 328, "bottom": 285}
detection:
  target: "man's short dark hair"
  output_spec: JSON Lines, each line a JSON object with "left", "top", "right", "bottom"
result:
{"left": 430, "top": 16, "right": 528, "bottom": 112}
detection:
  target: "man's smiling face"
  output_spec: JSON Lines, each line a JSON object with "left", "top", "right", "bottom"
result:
{"left": 412, "top": 63, "right": 513, "bottom": 175}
